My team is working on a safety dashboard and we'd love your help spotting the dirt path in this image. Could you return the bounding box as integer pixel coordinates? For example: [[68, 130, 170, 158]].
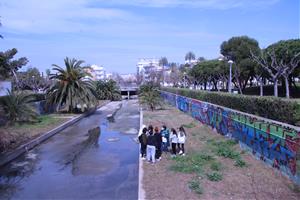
[[142, 106, 300, 200]]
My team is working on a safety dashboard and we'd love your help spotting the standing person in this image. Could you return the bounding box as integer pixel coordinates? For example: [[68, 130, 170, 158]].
[[148, 125, 154, 136], [170, 128, 178, 157], [146, 125, 157, 163], [178, 126, 187, 156], [154, 127, 162, 160], [161, 125, 170, 152], [138, 127, 148, 159]]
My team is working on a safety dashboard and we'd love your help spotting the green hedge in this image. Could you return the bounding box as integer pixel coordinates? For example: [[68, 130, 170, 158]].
[[161, 87, 300, 126]]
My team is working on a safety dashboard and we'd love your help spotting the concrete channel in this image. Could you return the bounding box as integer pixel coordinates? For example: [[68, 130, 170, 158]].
[[0, 100, 140, 200]]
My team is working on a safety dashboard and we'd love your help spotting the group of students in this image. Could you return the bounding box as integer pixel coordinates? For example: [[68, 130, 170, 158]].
[[138, 124, 187, 163]]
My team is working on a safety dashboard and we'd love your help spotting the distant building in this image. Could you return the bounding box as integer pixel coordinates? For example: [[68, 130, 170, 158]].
[[136, 58, 163, 82], [184, 59, 199, 66], [86, 65, 106, 81]]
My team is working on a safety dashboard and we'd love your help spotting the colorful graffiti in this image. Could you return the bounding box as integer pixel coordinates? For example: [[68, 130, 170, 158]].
[[161, 91, 300, 184]]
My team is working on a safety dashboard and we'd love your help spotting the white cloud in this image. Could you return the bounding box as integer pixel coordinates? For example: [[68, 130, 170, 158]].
[[0, 0, 136, 34], [96, 0, 280, 9]]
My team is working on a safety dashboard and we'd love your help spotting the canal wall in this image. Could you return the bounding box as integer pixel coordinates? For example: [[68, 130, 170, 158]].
[[160, 90, 300, 185]]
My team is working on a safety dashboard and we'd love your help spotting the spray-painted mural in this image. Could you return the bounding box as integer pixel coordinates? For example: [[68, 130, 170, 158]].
[[161, 91, 300, 184]]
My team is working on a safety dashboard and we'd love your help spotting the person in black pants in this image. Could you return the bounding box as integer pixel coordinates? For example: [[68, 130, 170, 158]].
[[154, 127, 162, 160], [170, 128, 178, 157], [138, 127, 148, 159]]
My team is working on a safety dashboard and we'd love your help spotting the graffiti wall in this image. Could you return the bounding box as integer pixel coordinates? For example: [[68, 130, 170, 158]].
[[161, 91, 300, 184]]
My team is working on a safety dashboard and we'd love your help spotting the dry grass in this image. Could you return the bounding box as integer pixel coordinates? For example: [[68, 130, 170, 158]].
[[0, 114, 76, 153], [142, 105, 300, 200]]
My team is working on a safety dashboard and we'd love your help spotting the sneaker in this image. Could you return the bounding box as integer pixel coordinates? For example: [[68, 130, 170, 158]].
[[179, 150, 183, 155], [182, 153, 185, 156], [142, 157, 146, 160]]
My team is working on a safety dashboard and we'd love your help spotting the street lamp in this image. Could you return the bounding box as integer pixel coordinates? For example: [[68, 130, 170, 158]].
[[219, 55, 233, 93]]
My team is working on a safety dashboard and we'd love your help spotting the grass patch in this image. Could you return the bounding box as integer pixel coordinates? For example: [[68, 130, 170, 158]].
[[182, 122, 196, 129], [206, 172, 223, 182], [210, 161, 222, 171], [188, 178, 203, 195], [13, 115, 62, 129], [170, 152, 215, 175], [207, 139, 240, 159], [234, 158, 247, 168], [288, 184, 300, 193]]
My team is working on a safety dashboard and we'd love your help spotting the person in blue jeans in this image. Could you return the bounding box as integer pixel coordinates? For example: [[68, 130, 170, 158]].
[[160, 125, 170, 152]]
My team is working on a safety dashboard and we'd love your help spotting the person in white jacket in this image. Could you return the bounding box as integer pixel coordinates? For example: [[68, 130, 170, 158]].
[[169, 128, 178, 157], [177, 126, 186, 156]]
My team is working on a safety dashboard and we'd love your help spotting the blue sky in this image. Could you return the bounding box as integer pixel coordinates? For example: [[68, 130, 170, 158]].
[[0, 0, 299, 74]]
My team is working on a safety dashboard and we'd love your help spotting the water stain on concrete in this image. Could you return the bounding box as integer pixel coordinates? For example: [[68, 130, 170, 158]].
[[0, 100, 139, 200]]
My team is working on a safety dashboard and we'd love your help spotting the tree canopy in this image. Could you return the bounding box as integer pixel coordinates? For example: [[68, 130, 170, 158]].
[[46, 57, 97, 112], [220, 36, 260, 93], [159, 57, 168, 66], [0, 48, 28, 80], [185, 51, 196, 61]]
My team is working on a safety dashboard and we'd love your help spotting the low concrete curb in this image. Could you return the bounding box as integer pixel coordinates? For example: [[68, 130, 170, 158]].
[[138, 108, 146, 200], [0, 104, 107, 167]]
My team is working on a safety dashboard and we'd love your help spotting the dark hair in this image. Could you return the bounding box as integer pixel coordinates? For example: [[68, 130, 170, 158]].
[[148, 125, 154, 135], [148, 125, 153, 131], [142, 127, 147, 134], [179, 126, 186, 136], [171, 128, 177, 136], [162, 125, 167, 130], [154, 127, 159, 133]]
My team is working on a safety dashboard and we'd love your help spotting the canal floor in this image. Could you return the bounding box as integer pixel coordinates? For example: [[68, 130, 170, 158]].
[[0, 100, 140, 200]]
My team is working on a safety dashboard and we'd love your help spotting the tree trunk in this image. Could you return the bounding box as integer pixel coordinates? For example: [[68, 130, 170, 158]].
[[274, 79, 278, 97], [259, 77, 264, 96], [284, 76, 290, 98]]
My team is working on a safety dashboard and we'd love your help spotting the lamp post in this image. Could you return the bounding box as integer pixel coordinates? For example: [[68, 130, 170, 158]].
[[219, 55, 233, 93], [228, 60, 233, 93]]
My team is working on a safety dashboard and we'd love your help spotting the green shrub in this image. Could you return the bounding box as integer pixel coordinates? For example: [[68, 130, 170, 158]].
[[210, 162, 222, 171], [208, 140, 241, 159], [188, 179, 203, 195], [161, 87, 300, 125], [0, 91, 38, 124], [234, 158, 247, 168], [206, 172, 223, 181], [182, 122, 196, 128]]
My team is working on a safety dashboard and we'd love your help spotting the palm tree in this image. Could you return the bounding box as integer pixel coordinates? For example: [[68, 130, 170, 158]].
[[46, 57, 97, 112], [95, 79, 121, 101], [185, 51, 196, 63], [139, 84, 162, 111], [159, 57, 168, 84], [0, 90, 37, 124]]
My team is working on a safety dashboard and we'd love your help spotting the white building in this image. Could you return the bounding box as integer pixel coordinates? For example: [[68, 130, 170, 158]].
[[89, 64, 106, 80], [184, 59, 198, 66], [136, 58, 163, 82]]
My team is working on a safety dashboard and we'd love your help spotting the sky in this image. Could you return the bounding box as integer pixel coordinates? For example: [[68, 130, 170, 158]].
[[0, 0, 299, 74]]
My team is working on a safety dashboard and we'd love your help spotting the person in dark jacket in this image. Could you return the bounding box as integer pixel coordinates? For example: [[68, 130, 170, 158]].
[[138, 127, 148, 159], [154, 127, 162, 160], [161, 125, 170, 152], [146, 125, 157, 163]]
